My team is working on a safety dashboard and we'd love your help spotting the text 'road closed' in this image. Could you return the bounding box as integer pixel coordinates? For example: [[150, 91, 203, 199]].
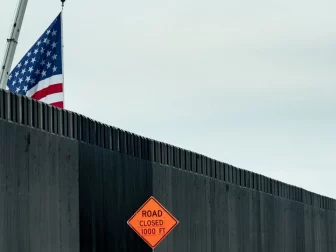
[[127, 196, 179, 249]]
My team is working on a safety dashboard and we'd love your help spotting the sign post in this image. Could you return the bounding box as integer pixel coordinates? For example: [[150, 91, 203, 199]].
[[127, 196, 179, 249]]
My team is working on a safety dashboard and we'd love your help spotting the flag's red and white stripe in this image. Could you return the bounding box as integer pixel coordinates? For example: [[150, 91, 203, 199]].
[[27, 74, 63, 108]]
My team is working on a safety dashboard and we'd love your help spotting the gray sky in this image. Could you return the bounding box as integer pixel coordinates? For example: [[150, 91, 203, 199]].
[[1, 0, 335, 198]]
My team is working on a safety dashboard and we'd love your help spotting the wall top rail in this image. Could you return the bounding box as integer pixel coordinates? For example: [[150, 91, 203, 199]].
[[1, 90, 335, 212]]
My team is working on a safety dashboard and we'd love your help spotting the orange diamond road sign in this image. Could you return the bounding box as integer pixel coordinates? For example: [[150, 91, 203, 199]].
[[127, 196, 179, 249]]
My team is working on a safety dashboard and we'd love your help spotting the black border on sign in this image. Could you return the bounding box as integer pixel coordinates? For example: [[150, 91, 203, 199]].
[[127, 196, 179, 249]]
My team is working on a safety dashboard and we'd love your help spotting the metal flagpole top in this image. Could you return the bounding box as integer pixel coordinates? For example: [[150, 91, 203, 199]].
[[61, 0, 66, 9]]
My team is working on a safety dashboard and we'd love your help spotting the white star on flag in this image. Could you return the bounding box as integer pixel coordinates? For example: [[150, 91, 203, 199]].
[[6, 12, 64, 109]]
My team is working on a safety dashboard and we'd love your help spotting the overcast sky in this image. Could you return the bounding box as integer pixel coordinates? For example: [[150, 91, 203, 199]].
[[1, 0, 335, 198]]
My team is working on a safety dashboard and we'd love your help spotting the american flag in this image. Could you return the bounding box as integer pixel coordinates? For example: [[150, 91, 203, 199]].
[[6, 13, 64, 109]]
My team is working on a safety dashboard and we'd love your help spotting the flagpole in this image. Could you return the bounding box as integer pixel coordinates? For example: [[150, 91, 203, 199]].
[[60, 0, 65, 108], [0, 0, 29, 90]]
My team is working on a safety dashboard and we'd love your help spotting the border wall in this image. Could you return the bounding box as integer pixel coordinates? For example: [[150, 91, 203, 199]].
[[0, 90, 335, 251]]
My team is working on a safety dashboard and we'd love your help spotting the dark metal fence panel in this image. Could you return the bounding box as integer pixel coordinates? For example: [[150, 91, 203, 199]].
[[180, 148, 186, 170], [245, 170, 250, 188], [209, 158, 214, 178], [96, 122, 103, 148], [219, 162, 224, 181], [200, 155, 206, 176], [0, 91, 5, 119], [119, 129, 127, 155], [152, 164, 336, 252], [133, 134, 140, 159], [0, 89, 335, 212], [215, 161, 221, 181], [140, 136, 147, 160], [154, 141, 160, 163], [3, 91, 11, 121], [190, 152, 196, 173], [0, 119, 80, 252], [167, 144, 173, 166], [78, 141, 153, 252], [185, 150, 191, 172], [161, 142, 167, 165], [127, 132, 135, 157], [1, 112, 336, 252], [205, 156, 210, 176]]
